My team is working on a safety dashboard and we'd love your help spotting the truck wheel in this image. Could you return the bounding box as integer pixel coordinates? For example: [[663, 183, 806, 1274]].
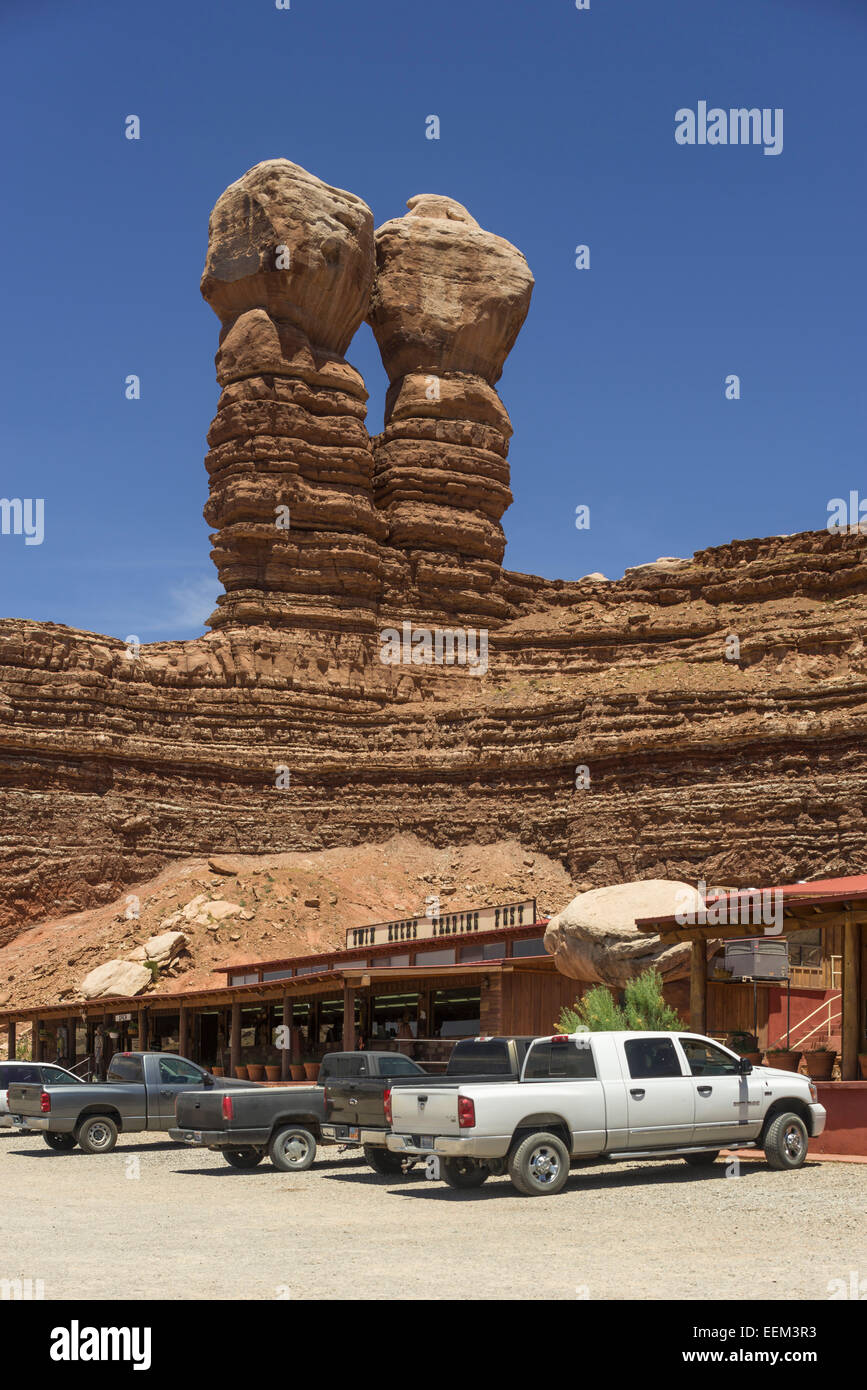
[[269, 1125, 317, 1172], [441, 1157, 488, 1189], [763, 1112, 809, 1170], [683, 1151, 720, 1166], [76, 1116, 118, 1154], [42, 1132, 76, 1152], [508, 1132, 569, 1197], [363, 1145, 407, 1176], [222, 1148, 265, 1169]]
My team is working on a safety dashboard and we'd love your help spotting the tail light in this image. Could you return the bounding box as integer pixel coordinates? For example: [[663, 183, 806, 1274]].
[[458, 1095, 475, 1128], [222, 1095, 234, 1121], [383, 1087, 392, 1126], [40, 1092, 51, 1114]]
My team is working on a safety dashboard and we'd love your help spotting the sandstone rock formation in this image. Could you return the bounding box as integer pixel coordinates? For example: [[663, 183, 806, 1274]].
[[368, 194, 533, 622], [0, 160, 866, 949], [544, 880, 713, 986], [127, 930, 187, 966], [201, 159, 388, 631], [81, 959, 152, 1000]]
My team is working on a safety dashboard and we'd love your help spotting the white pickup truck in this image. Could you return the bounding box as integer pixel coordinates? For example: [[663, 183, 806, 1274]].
[[386, 1031, 826, 1197]]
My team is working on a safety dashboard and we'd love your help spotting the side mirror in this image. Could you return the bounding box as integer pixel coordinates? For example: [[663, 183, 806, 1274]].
[[203, 1073, 215, 1087], [737, 1057, 753, 1075]]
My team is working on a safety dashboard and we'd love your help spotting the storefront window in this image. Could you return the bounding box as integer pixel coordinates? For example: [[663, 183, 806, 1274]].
[[415, 947, 456, 966], [512, 936, 546, 958], [432, 988, 480, 1038], [371, 991, 418, 1041]]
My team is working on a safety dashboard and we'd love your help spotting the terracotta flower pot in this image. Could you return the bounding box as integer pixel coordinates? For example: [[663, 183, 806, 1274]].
[[234, 1065, 249, 1080], [211, 1066, 224, 1077], [265, 1065, 281, 1082], [290, 1064, 305, 1081], [247, 1064, 265, 1082], [858, 1055, 867, 1080], [303, 1062, 320, 1082], [742, 1052, 763, 1066], [764, 1050, 802, 1072], [804, 1051, 835, 1081]]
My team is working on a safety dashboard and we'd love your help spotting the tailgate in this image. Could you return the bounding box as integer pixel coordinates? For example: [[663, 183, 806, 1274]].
[[175, 1090, 232, 1129], [327, 1080, 386, 1128], [390, 1085, 462, 1136], [7, 1083, 45, 1116]]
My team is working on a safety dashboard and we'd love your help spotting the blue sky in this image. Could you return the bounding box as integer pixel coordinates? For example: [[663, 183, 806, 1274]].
[[1, 0, 864, 639]]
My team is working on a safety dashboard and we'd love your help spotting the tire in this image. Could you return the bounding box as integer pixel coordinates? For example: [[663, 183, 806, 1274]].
[[76, 1116, 118, 1154], [363, 1145, 407, 1176], [441, 1157, 489, 1189], [222, 1148, 265, 1169], [683, 1150, 720, 1167], [507, 1131, 570, 1197], [42, 1132, 76, 1152], [763, 1112, 809, 1171], [269, 1125, 317, 1172]]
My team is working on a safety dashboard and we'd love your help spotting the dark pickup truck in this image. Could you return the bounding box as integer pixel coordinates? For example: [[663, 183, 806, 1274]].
[[8, 1052, 255, 1154], [170, 1050, 428, 1172], [323, 1037, 535, 1174]]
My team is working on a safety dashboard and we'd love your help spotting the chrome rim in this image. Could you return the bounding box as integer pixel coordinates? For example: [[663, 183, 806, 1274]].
[[784, 1124, 804, 1160], [87, 1122, 112, 1150], [528, 1144, 561, 1186], [281, 1133, 310, 1165]]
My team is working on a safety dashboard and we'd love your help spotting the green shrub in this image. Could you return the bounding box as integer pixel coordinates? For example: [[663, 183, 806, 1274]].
[[556, 968, 683, 1034]]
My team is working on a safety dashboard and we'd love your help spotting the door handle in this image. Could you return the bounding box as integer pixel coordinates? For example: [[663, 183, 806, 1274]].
[[629, 1088, 645, 1099], [697, 1085, 713, 1096], [159, 1089, 173, 1098]]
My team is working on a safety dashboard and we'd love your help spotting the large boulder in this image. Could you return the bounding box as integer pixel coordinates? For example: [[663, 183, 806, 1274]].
[[127, 930, 187, 965], [544, 880, 708, 987], [81, 959, 153, 1000]]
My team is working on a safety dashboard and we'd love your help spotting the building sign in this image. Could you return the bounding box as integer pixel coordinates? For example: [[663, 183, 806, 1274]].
[[345, 899, 537, 950], [114, 1012, 133, 1022]]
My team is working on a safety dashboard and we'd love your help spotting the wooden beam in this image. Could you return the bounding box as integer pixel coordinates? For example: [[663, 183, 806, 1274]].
[[179, 1005, 189, 1061], [342, 982, 356, 1052], [689, 941, 707, 1035], [33, 1017, 42, 1063], [7, 1020, 15, 1062], [281, 995, 292, 1082], [230, 1001, 241, 1078], [841, 909, 862, 1080]]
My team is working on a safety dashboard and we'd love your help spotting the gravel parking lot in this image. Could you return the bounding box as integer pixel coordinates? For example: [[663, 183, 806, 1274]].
[[2, 1130, 864, 1301]]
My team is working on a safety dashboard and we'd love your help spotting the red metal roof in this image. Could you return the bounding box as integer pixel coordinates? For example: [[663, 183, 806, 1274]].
[[636, 873, 867, 931]]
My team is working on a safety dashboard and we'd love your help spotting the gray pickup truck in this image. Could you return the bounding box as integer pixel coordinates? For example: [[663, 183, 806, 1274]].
[[323, 1037, 536, 1173], [171, 1050, 427, 1172], [8, 1052, 255, 1154]]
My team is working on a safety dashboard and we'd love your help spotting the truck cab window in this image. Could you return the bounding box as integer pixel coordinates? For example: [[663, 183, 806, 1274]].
[[524, 1041, 596, 1080], [679, 1038, 740, 1077], [106, 1056, 145, 1083], [624, 1038, 683, 1079], [158, 1058, 203, 1085]]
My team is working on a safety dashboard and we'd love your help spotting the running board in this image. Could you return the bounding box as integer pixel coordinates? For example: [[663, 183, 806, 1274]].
[[607, 1143, 758, 1161]]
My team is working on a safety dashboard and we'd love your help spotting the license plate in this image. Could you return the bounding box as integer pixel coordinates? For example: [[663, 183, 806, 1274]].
[[348, 1126, 360, 1142], [192, 1131, 202, 1143]]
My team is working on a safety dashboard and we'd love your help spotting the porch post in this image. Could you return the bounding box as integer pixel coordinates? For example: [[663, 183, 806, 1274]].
[[841, 909, 861, 1080], [281, 995, 292, 1081], [7, 1020, 16, 1062], [179, 1005, 189, 1060], [342, 982, 356, 1051], [139, 1007, 149, 1052], [230, 1001, 241, 1077], [33, 1018, 43, 1062], [689, 939, 707, 1035]]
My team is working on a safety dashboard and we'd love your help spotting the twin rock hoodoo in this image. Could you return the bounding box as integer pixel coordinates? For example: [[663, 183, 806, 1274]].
[[0, 157, 866, 938]]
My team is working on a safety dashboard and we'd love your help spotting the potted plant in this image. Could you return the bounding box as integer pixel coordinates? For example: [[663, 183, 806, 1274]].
[[247, 1064, 265, 1082], [764, 1046, 802, 1072], [303, 1057, 320, 1082], [289, 1063, 305, 1081], [858, 1054, 867, 1080], [211, 1065, 224, 1077], [803, 1043, 836, 1081], [264, 1064, 281, 1082], [234, 1064, 249, 1080]]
